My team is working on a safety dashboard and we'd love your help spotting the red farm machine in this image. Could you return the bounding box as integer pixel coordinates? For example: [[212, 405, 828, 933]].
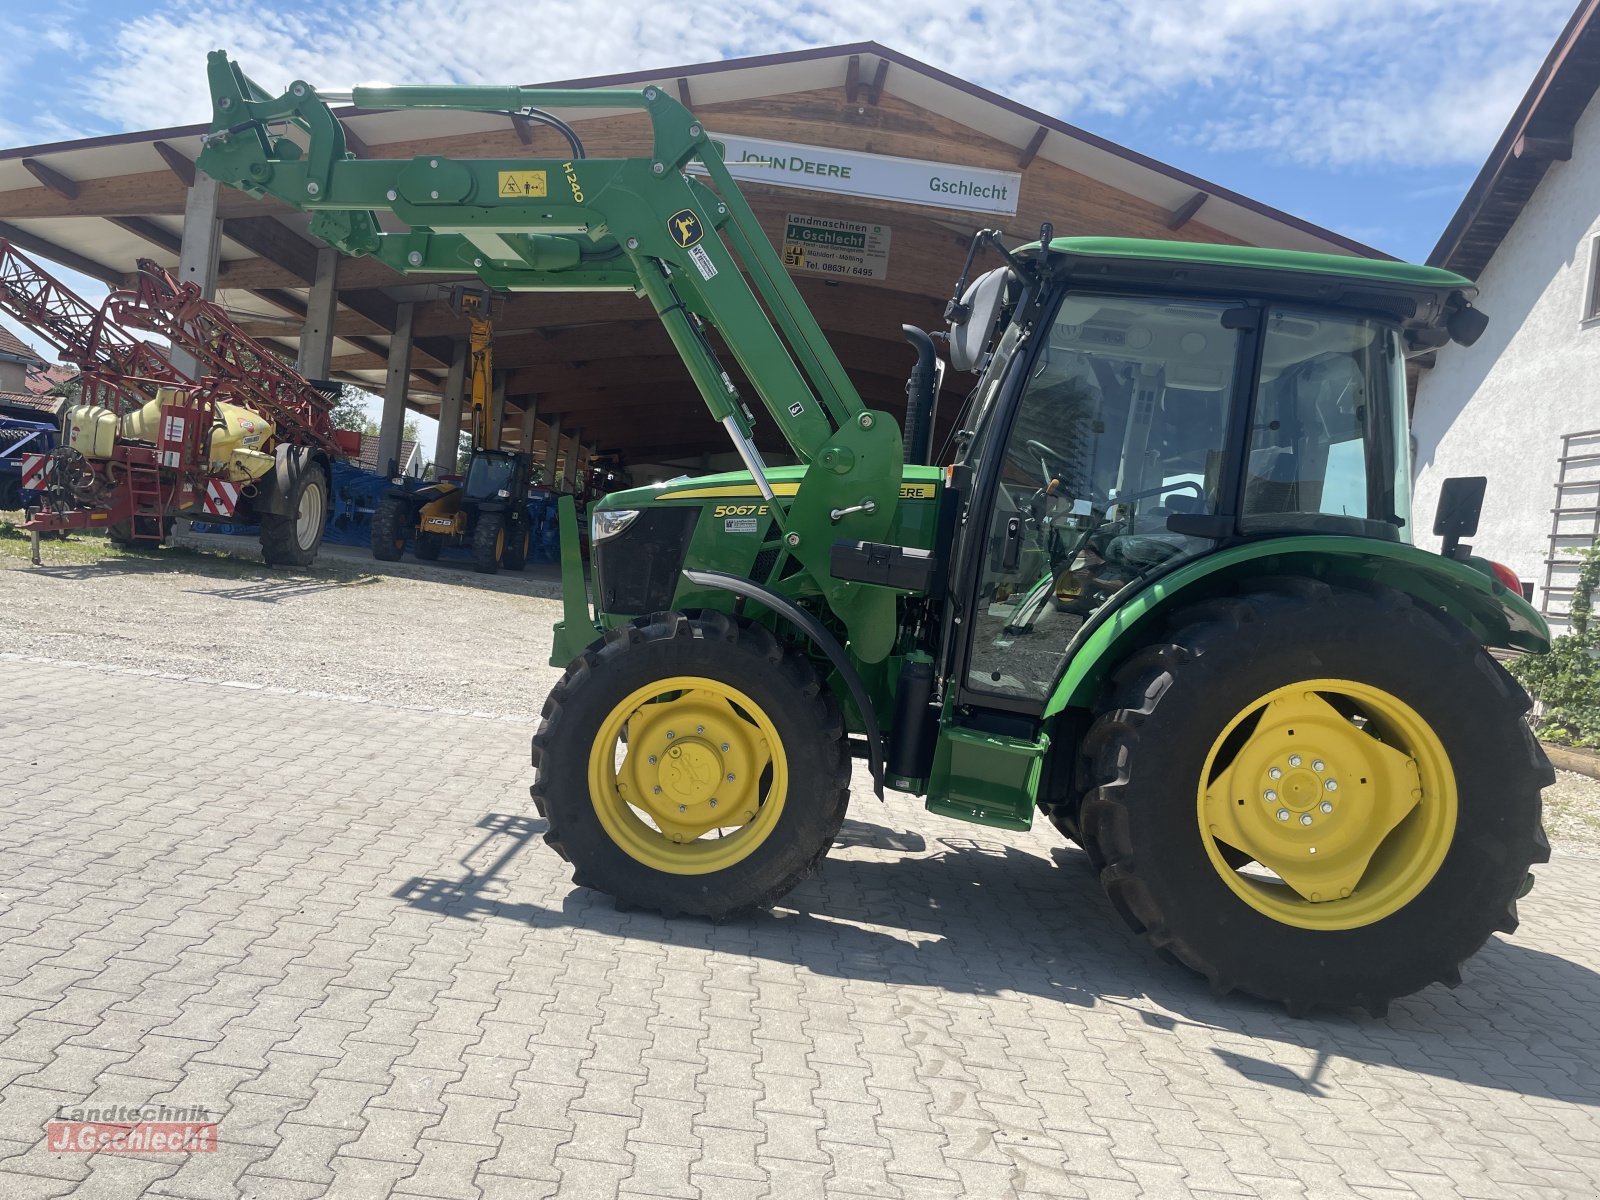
[[0, 240, 359, 565]]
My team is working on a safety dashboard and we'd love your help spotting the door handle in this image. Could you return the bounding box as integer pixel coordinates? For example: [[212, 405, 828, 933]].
[[1001, 516, 1022, 571]]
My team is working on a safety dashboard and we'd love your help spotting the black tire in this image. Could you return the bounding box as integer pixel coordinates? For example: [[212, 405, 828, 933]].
[[107, 515, 168, 549], [531, 611, 851, 918], [371, 494, 409, 562], [501, 517, 530, 571], [1077, 578, 1551, 1016], [260, 465, 327, 567], [414, 531, 444, 561], [0, 475, 20, 511], [472, 511, 505, 574]]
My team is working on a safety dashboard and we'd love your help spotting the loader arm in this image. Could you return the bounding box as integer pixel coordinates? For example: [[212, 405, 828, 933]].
[[197, 53, 905, 656]]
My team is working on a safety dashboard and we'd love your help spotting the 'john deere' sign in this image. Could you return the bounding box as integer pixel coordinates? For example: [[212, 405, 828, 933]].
[[690, 134, 1021, 216]]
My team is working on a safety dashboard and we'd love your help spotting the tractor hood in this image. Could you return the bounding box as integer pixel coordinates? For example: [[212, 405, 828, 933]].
[[597, 463, 944, 511]]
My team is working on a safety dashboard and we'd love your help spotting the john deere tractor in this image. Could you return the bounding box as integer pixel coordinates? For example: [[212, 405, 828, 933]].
[[199, 55, 1552, 1014]]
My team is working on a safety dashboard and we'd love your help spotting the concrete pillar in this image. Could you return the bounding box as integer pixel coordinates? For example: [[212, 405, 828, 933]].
[[563, 427, 582, 491], [295, 246, 339, 379], [544, 414, 563, 488], [170, 175, 222, 378], [519, 398, 539, 452], [378, 301, 415, 477], [433, 339, 467, 477]]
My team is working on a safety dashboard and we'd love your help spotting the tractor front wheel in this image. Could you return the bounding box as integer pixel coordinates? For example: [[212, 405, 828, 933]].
[[414, 531, 444, 561], [531, 611, 851, 918], [1077, 578, 1550, 1015], [371, 494, 409, 562], [472, 511, 506, 574]]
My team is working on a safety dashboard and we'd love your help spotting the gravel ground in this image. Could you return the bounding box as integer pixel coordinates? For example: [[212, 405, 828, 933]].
[[6, 524, 1599, 851], [2, 529, 571, 720]]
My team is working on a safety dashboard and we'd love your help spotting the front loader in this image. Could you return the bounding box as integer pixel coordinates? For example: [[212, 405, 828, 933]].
[[199, 54, 1553, 1014], [370, 288, 535, 572]]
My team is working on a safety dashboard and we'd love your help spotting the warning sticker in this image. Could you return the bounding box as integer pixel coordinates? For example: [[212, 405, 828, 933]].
[[781, 212, 890, 280], [687, 244, 718, 281], [497, 170, 548, 198]]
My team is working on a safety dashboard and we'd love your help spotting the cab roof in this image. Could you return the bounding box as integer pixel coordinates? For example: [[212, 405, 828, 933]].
[[1020, 237, 1477, 327]]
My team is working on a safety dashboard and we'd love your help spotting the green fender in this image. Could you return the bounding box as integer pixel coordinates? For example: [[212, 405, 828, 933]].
[[1042, 536, 1551, 718]]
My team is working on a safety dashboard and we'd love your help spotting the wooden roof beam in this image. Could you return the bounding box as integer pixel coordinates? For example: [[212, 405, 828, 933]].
[[0, 220, 124, 287], [846, 55, 861, 104], [105, 215, 186, 260], [1166, 190, 1209, 231], [1514, 131, 1574, 161], [866, 59, 889, 106], [1017, 126, 1048, 170], [676, 77, 693, 107], [22, 158, 79, 200], [152, 141, 197, 186]]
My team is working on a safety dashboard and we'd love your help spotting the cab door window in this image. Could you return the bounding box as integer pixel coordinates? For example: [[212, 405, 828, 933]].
[[965, 294, 1243, 703]]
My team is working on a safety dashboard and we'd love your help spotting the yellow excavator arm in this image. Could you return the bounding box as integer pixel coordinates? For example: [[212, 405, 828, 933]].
[[454, 288, 498, 455]]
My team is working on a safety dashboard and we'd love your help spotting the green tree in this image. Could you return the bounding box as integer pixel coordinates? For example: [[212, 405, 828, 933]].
[[1512, 541, 1600, 748]]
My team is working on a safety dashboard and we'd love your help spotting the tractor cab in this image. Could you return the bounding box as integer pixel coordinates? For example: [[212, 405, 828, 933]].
[[941, 238, 1480, 709]]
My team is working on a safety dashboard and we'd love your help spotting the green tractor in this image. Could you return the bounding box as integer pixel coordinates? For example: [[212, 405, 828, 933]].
[[199, 56, 1552, 1014]]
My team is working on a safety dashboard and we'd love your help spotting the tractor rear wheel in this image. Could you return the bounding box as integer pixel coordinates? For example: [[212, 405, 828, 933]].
[[472, 511, 506, 574], [1077, 578, 1550, 1015], [371, 494, 409, 562], [260, 466, 327, 567], [531, 611, 851, 918]]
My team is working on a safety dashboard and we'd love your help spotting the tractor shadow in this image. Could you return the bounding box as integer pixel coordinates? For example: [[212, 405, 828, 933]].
[[393, 810, 1600, 1107]]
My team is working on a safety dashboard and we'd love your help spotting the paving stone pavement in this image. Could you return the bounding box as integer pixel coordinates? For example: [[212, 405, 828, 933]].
[[2, 655, 1599, 1199]]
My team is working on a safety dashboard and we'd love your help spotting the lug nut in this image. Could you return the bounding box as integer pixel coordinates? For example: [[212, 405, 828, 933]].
[[696, 725, 705, 734], [1268, 767, 1283, 780], [1300, 814, 1313, 826], [647, 755, 657, 765], [652, 785, 662, 794], [1288, 754, 1302, 767], [1277, 809, 1290, 822], [665, 730, 675, 739], [1325, 779, 1338, 792], [1320, 801, 1333, 814], [1264, 789, 1278, 802], [1312, 759, 1325, 772], [726, 773, 736, 782], [721, 742, 731, 752], [709, 799, 718, 808], [678, 804, 687, 813]]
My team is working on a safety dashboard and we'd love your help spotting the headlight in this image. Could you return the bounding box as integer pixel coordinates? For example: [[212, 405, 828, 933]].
[[496, 488, 510, 498], [592, 509, 640, 542]]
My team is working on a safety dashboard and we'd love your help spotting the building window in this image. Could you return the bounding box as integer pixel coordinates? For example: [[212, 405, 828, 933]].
[[1586, 233, 1600, 322]]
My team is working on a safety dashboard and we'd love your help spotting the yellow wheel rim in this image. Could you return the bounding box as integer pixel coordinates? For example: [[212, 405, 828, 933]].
[[1198, 679, 1457, 930], [587, 675, 787, 875]]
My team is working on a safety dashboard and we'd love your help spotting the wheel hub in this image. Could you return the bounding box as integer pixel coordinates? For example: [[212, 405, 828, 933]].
[[1202, 685, 1444, 915], [614, 688, 768, 843]]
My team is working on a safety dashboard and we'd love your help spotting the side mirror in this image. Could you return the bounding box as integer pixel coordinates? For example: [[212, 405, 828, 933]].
[[1433, 475, 1486, 560], [1446, 303, 1489, 347], [947, 268, 1009, 372]]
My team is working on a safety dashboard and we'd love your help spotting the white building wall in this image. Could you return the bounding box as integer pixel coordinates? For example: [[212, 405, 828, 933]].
[[1412, 91, 1600, 615]]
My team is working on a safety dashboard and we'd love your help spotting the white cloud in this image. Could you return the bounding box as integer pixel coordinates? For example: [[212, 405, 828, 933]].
[[27, 0, 1580, 171]]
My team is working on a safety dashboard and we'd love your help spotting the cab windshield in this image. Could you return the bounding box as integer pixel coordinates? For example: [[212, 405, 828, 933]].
[[464, 453, 518, 501]]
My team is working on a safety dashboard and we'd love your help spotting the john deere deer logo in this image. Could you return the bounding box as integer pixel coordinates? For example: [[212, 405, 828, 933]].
[[667, 209, 703, 248]]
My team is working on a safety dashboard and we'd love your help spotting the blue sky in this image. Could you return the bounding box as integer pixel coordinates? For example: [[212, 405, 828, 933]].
[[0, 0, 1577, 418]]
